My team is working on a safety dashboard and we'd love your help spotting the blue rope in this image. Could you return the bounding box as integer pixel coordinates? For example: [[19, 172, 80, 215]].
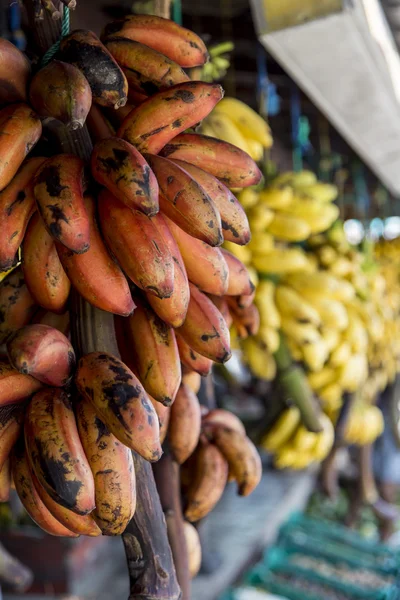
[[256, 43, 280, 117], [41, 5, 69, 66]]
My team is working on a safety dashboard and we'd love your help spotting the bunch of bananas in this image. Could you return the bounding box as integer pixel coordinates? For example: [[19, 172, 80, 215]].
[[343, 402, 384, 447], [0, 15, 266, 539], [261, 407, 334, 470], [201, 96, 273, 162]]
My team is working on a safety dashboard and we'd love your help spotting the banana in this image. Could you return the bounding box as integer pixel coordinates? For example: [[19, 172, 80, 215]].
[[0, 360, 42, 408], [177, 283, 231, 363], [209, 295, 233, 328], [98, 189, 174, 299], [257, 326, 280, 354], [306, 366, 340, 391], [104, 37, 190, 94], [184, 521, 202, 578], [101, 15, 209, 68], [261, 406, 301, 452], [7, 324, 75, 387], [56, 194, 134, 316], [238, 188, 259, 210], [312, 414, 335, 461], [228, 301, 260, 338], [22, 213, 71, 314], [109, 103, 136, 125], [267, 212, 311, 242], [91, 136, 159, 215], [0, 38, 30, 106], [0, 156, 45, 271], [160, 133, 262, 189], [240, 337, 276, 381], [202, 409, 246, 436], [76, 398, 136, 535], [184, 439, 228, 522], [146, 212, 189, 327], [292, 426, 317, 452], [29, 60, 92, 130], [206, 426, 261, 496], [0, 103, 42, 192], [31, 309, 69, 336], [12, 441, 78, 537], [295, 182, 338, 202], [86, 104, 115, 142], [213, 97, 272, 147], [182, 370, 202, 394], [247, 204, 275, 232], [247, 232, 274, 255], [170, 159, 250, 245], [255, 280, 281, 329], [146, 154, 223, 246], [223, 241, 252, 264], [280, 317, 320, 346], [275, 285, 321, 326], [128, 89, 148, 105], [0, 267, 37, 344], [252, 247, 310, 274], [302, 338, 329, 371], [0, 458, 10, 502], [318, 382, 342, 409], [25, 388, 95, 515], [168, 383, 201, 464], [176, 333, 213, 376], [75, 352, 161, 462], [32, 468, 101, 537], [166, 218, 228, 296], [221, 249, 254, 297], [34, 155, 90, 254], [122, 296, 181, 406], [330, 340, 351, 367], [284, 271, 355, 303], [0, 404, 24, 469], [204, 112, 250, 154], [258, 185, 293, 209], [149, 395, 170, 444], [117, 82, 223, 155], [300, 203, 339, 234], [60, 30, 128, 109], [339, 353, 368, 392]]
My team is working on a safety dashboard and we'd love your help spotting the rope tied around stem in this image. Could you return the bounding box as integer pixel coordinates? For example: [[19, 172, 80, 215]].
[[40, 4, 69, 66]]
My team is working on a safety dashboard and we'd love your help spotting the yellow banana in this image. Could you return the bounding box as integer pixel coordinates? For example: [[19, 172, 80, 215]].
[[247, 204, 274, 232], [258, 186, 293, 209], [237, 188, 259, 210], [204, 112, 250, 154], [252, 247, 310, 274], [247, 231, 275, 255], [261, 406, 301, 452], [241, 337, 276, 380], [267, 212, 311, 242], [213, 97, 273, 147], [275, 285, 320, 326], [257, 326, 280, 353]]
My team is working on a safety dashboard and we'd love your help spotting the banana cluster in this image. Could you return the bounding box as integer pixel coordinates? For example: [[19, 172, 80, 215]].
[[261, 407, 334, 470], [343, 402, 384, 446]]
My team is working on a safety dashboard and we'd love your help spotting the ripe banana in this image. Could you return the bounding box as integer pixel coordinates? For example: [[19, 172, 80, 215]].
[[0, 404, 24, 468], [0, 103, 42, 192], [34, 155, 90, 254], [257, 326, 280, 353], [0, 458, 10, 502], [0, 38, 30, 106], [117, 81, 223, 155], [209, 295, 233, 328], [169, 383, 201, 464], [202, 408, 246, 435], [0, 360, 42, 408], [98, 189, 174, 299], [176, 333, 213, 376], [254, 280, 281, 329], [146, 212, 189, 327], [267, 212, 311, 242], [228, 301, 260, 338], [203, 112, 250, 154], [275, 285, 320, 326], [252, 247, 310, 275], [241, 337, 277, 381], [160, 133, 262, 188], [25, 388, 95, 515], [0, 156, 45, 271], [221, 249, 254, 297], [182, 370, 202, 394], [149, 395, 170, 444], [123, 296, 181, 406], [146, 154, 223, 246], [184, 521, 202, 578], [177, 283, 231, 363], [261, 406, 301, 452], [247, 203, 274, 232], [101, 15, 209, 68], [7, 324, 75, 387], [213, 97, 272, 148], [75, 352, 161, 461], [91, 136, 159, 215], [56, 194, 134, 316], [247, 231, 274, 255], [0, 267, 37, 344], [29, 60, 92, 129], [166, 218, 228, 296], [60, 29, 128, 109], [104, 37, 190, 94], [22, 213, 71, 314], [76, 398, 136, 535], [184, 439, 228, 522]]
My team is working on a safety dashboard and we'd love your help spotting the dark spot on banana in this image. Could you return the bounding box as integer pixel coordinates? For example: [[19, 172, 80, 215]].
[[165, 90, 195, 103], [140, 124, 168, 140], [172, 119, 182, 128], [221, 219, 239, 238], [132, 165, 151, 197], [36, 165, 68, 198]]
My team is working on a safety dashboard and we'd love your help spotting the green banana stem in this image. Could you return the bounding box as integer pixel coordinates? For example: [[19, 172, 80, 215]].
[[209, 41, 234, 57]]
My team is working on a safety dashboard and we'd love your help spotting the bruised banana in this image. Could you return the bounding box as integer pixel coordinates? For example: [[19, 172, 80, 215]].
[[0, 38, 31, 106], [60, 29, 128, 109], [160, 133, 262, 189], [206, 426, 261, 496], [0, 103, 42, 192], [123, 296, 181, 406], [76, 398, 136, 535], [0, 267, 37, 344], [34, 155, 90, 254], [146, 212, 189, 328], [75, 352, 161, 462], [101, 15, 209, 67], [170, 159, 250, 245], [104, 37, 189, 95], [221, 249, 254, 297], [56, 194, 134, 317], [168, 383, 201, 464], [166, 217, 228, 296], [29, 60, 92, 130], [0, 361, 42, 408], [146, 154, 223, 247], [176, 333, 213, 376], [117, 81, 223, 155], [7, 324, 75, 387], [177, 283, 231, 363], [184, 439, 228, 522], [12, 440, 78, 537], [0, 404, 24, 468], [22, 213, 71, 314], [0, 156, 45, 271], [91, 136, 159, 215], [25, 388, 95, 515], [98, 189, 174, 299]]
